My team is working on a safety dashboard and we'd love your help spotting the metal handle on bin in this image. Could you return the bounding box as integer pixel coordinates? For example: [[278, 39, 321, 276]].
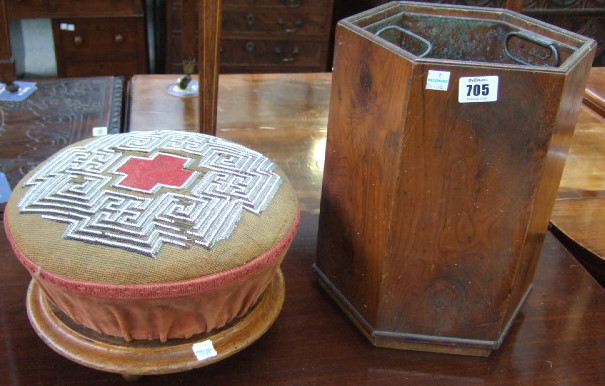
[[375, 25, 432, 58], [504, 31, 560, 67]]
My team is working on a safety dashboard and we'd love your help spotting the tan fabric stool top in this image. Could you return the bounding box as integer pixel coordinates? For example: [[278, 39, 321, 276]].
[[5, 130, 299, 342]]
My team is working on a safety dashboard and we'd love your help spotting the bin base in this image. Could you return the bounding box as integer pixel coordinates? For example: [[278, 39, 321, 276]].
[[314, 265, 531, 357]]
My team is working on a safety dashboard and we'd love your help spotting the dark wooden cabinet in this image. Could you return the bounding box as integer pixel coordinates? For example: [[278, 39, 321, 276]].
[[7, 0, 145, 18], [52, 16, 147, 78], [6, 0, 148, 79], [165, 0, 335, 74]]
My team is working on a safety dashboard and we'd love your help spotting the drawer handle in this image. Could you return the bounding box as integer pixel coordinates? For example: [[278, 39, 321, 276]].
[[114, 34, 124, 44], [274, 47, 300, 62], [246, 13, 255, 27], [277, 18, 303, 33], [245, 41, 256, 53], [74, 35, 84, 46], [285, 0, 301, 7]]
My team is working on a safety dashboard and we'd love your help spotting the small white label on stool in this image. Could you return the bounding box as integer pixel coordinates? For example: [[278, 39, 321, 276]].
[[192, 340, 218, 361], [426, 70, 451, 91]]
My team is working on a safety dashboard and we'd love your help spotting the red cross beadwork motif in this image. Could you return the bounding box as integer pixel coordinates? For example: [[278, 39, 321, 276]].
[[17, 131, 283, 256], [115, 153, 195, 192]]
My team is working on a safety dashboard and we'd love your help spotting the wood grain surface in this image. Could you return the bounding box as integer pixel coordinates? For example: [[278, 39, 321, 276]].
[[1, 73, 604, 384], [583, 67, 605, 118], [198, 0, 222, 135], [315, 4, 596, 355], [0, 0, 15, 85]]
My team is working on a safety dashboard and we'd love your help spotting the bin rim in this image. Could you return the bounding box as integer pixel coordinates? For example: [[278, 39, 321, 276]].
[[339, 1, 597, 73]]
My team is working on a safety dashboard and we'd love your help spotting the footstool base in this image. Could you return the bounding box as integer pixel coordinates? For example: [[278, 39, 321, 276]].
[[26, 270, 285, 377]]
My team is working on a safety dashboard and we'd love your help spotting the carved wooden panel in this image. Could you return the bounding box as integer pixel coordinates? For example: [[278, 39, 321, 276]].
[[524, 0, 605, 10], [0, 77, 123, 188], [523, 9, 605, 66]]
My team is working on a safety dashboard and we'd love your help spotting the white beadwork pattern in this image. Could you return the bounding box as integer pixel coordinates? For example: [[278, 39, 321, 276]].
[[17, 131, 283, 257]]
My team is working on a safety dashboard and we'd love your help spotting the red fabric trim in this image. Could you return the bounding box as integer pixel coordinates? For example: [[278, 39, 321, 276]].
[[5, 209, 300, 300]]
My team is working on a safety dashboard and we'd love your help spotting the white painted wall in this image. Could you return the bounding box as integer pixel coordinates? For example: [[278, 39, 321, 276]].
[[10, 19, 57, 78]]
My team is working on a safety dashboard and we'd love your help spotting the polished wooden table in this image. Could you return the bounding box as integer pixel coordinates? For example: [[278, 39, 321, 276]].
[[1, 73, 604, 384], [551, 67, 605, 287]]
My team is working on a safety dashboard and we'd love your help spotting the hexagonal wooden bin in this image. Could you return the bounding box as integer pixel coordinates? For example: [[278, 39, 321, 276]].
[[315, 2, 595, 356]]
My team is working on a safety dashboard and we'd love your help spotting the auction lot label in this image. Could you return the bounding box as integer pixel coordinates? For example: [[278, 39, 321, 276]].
[[459, 76, 499, 103]]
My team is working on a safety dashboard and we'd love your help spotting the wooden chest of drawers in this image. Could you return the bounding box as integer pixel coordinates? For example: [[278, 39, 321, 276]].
[[7, 0, 144, 18], [165, 0, 334, 73], [7, 0, 148, 79], [52, 16, 147, 78]]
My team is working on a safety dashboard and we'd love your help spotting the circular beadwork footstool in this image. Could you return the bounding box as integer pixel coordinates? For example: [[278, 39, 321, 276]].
[[4, 130, 299, 377]]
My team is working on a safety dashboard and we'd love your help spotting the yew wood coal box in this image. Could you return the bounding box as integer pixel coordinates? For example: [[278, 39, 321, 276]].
[[315, 2, 596, 356]]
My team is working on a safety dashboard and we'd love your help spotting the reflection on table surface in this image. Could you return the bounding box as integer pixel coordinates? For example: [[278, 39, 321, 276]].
[[552, 67, 605, 287]]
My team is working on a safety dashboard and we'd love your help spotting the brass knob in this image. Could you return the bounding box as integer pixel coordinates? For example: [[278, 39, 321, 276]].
[[246, 13, 255, 26], [74, 35, 83, 46], [277, 18, 303, 33], [114, 34, 124, 44], [245, 41, 256, 53], [285, 0, 301, 7], [274, 46, 300, 62]]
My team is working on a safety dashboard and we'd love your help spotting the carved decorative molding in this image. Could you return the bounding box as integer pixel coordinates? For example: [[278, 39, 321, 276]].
[[0, 77, 123, 188]]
